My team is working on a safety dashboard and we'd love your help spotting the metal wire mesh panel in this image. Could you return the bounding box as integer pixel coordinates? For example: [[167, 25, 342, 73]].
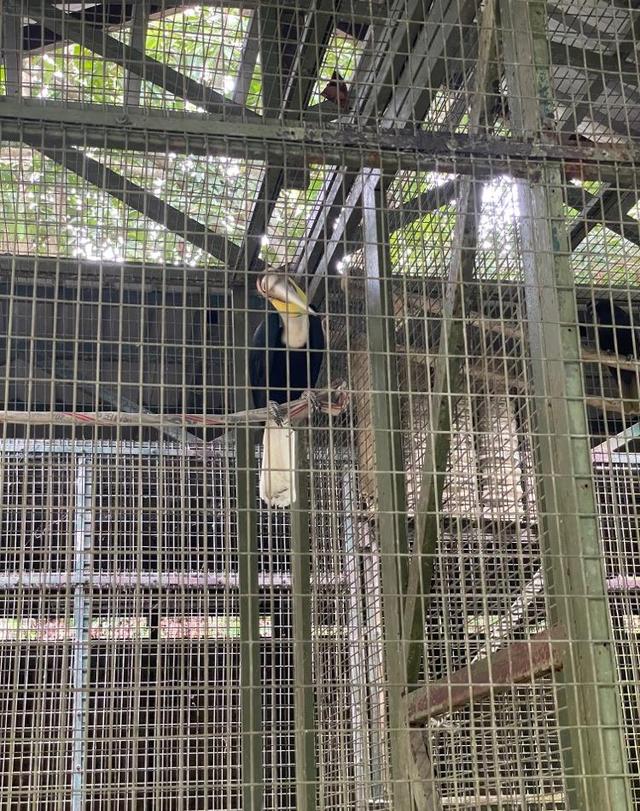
[[1, 0, 640, 809]]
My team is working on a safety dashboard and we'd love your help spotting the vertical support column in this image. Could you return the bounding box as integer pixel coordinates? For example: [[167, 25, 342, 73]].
[[361, 173, 414, 810], [124, 0, 150, 106], [71, 455, 92, 811], [402, 0, 497, 688], [291, 433, 317, 811], [237, 427, 263, 811], [343, 472, 372, 810], [500, 1, 633, 808], [2, 0, 23, 97]]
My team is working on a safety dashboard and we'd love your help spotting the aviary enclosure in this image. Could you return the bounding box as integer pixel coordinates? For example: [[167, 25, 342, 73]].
[[0, 0, 638, 808]]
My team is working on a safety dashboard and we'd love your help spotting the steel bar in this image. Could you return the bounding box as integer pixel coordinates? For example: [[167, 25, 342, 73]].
[[294, 0, 416, 283], [306, 0, 480, 301], [360, 519, 389, 805], [2, 1, 23, 97], [500, 0, 634, 806], [70, 456, 92, 811], [236, 427, 263, 811], [362, 175, 416, 809], [2, 104, 640, 182], [291, 433, 317, 811], [408, 626, 569, 725], [232, 10, 260, 107], [1, 254, 638, 305], [124, 0, 151, 106], [342, 473, 372, 810], [403, 0, 497, 688]]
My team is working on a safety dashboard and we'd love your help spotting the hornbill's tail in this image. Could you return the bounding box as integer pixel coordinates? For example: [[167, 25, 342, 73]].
[[259, 418, 297, 508]]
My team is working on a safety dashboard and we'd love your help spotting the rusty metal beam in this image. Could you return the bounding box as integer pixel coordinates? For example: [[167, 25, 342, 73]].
[[2, 101, 640, 183], [407, 626, 568, 724]]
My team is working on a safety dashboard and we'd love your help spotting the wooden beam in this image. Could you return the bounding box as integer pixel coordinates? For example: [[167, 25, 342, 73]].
[[558, 11, 640, 135], [549, 41, 638, 83], [407, 626, 568, 724], [548, 2, 615, 43]]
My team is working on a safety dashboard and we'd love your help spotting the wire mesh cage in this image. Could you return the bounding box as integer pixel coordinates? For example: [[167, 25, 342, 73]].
[[0, 0, 640, 809]]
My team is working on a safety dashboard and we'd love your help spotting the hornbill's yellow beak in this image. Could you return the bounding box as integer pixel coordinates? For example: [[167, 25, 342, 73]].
[[257, 273, 313, 315]]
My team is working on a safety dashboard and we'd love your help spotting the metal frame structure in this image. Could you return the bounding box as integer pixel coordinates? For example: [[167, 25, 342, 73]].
[[1, 0, 640, 808]]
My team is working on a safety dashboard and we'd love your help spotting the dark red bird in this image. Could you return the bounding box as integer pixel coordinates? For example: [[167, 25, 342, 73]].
[[320, 71, 350, 111], [564, 133, 594, 182]]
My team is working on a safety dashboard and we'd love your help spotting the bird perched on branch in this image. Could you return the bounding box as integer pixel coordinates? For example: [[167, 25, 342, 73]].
[[584, 299, 639, 401], [320, 70, 350, 111], [250, 272, 325, 508]]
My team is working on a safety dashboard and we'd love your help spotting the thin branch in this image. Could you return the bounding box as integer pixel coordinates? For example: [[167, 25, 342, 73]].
[[0, 383, 351, 432]]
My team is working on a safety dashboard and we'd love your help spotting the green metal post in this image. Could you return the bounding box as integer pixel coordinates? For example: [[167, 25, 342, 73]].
[[500, 1, 633, 808], [403, 0, 498, 688], [237, 426, 263, 811], [291, 432, 317, 811], [362, 174, 415, 810]]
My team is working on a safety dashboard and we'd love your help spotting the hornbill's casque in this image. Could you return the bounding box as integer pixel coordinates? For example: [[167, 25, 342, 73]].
[[585, 299, 639, 401], [250, 272, 325, 508]]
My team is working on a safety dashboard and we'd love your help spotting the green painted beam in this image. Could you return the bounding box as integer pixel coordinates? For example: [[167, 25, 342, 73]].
[[236, 427, 264, 811], [403, 0, 497, 688], [362, 175, 416, 810], [291, 433, 317, 811], [500, 0, 634, 807]]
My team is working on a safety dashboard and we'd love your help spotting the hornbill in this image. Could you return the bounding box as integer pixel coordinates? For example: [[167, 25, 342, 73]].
[[250, 272, 325, 508], [584, 299, 639, 401]]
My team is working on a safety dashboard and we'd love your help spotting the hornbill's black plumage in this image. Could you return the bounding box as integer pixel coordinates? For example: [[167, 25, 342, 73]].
[[249, 272, 325, 507], [585, 299, 638, 399]]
